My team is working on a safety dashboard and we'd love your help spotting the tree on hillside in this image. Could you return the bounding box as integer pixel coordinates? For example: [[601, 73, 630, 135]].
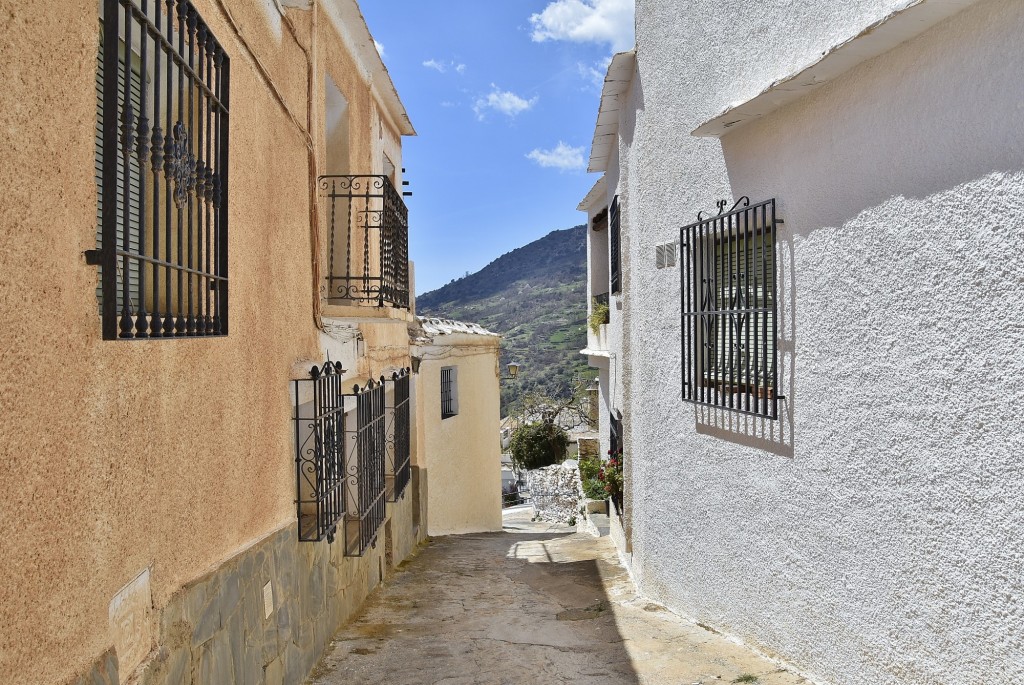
[[509, 374, 599, 432]]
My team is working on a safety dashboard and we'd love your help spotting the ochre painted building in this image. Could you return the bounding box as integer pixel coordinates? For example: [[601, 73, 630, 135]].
[[0, 1, 484, 684]]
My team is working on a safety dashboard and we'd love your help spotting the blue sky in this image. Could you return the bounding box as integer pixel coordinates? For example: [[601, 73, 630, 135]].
[[359, 0, 634, 294]]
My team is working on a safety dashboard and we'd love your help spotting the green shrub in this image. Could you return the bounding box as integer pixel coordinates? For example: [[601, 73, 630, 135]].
[[509, 422, 570, 471], [589, 302, 610, 333], [579, 453, 606, 499], [578, 453, 601, 480], [582, 477, 607, 500]]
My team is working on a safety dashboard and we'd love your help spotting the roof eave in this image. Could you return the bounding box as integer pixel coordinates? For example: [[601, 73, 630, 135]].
[[692, 0, 981, 138], [587, 50, 636, 172]]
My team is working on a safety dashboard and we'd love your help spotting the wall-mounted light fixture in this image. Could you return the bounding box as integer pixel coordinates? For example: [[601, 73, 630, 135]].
[[501, 362, 520, 380], [411, 356, 422, 374]]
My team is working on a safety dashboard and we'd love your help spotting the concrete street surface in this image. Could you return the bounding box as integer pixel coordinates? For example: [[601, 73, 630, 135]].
[[308, 505, 809, 685]]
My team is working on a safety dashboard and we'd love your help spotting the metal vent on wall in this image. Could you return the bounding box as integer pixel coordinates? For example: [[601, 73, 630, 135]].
[[656, 241, 678, 269]]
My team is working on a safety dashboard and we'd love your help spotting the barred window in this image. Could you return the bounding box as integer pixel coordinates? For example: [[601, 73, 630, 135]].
[[386, 368, 412, 502], [441, 366, 458, 419], [680, 198, 782, 419], [293, 365, 392, 554], [348, 377, 387, 557], [610, 195, 621, 294], [293, 362, 347, 543], [91, 0, 229, 339]]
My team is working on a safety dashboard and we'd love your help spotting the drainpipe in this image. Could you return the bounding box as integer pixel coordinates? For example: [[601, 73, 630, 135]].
[[211, 0, 326, 331]]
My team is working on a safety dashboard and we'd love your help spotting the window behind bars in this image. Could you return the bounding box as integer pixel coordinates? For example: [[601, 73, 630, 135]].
[[680, 198, 782, 420], [92, 0, 229, 339]]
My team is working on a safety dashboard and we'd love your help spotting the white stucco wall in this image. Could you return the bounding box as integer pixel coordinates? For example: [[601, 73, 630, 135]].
[[581, 190, 615, 465], [617, 0, 1024, 683]]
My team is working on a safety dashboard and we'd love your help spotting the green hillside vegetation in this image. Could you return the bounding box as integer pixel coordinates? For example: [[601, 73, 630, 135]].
[[416, 225, 594, 414]]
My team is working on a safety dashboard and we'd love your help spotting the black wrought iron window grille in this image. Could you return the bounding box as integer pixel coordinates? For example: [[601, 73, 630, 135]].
[[609, 413, 624, 517], [293, 366, 397, 553], [680, 197, 783, 420], [91, 0, 229, 340], [440, 366, 458, 419], [345, 376, 388, 557], [293, 361, 347, 543], [610, 195, 621, 294], [386, 368, 411, 502], [319, 175, 410, 309]]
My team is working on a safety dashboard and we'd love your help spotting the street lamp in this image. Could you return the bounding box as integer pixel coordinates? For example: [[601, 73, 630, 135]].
[[502, 362, 520, 380]]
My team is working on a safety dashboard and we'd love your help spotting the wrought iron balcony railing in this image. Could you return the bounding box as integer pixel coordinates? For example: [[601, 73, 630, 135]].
[[319, 175, 409, 310]]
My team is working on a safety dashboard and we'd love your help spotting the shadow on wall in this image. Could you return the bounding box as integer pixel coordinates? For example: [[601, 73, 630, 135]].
[[692, 213, 797, 459], [699, 0, 1024, 457], [720, 0, 1024, 237]]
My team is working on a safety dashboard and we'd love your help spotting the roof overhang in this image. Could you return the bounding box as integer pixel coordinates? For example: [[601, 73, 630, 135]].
[[314, 0, 416, 136], [587, 51, 635, 172], [577, 176, 607, 212], [692, 0, 981, 138]]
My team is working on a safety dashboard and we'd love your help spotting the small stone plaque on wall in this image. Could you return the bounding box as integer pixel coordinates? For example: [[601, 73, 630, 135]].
[[263, 580, 274, 619], [108, 568, 153, 684]]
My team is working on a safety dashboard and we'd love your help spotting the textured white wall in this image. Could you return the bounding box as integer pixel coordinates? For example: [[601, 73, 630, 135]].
[[620, 0, 1024, 683]]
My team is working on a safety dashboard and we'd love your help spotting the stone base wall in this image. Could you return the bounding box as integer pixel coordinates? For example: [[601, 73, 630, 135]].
[[75, 468, 427, 685], [528, 462, 583, 523]]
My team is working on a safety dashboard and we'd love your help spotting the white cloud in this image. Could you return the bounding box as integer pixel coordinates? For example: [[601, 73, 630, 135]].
[[577, 61, 604, 89], [373, 40, 385, 58], [529, 0, 634, 52], [423, 59, 467, 75], [526, 142, 586, 171], [473, 85, 537, 120]]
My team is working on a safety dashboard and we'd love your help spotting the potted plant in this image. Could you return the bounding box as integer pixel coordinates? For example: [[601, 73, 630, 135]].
[[599, 449, 624, 515]]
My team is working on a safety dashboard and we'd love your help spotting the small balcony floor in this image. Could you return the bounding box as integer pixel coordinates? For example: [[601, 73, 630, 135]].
[[309, 507, 808, 685]]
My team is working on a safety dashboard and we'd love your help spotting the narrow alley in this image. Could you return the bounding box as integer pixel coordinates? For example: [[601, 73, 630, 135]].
[[309, 507, 808, 685]]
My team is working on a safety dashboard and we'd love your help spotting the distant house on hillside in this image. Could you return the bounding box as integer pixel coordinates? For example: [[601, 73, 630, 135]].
[[579, 1, 1024, 683]]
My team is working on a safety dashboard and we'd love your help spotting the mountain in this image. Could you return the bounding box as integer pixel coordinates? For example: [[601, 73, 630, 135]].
[[416, 225, 594, 414]]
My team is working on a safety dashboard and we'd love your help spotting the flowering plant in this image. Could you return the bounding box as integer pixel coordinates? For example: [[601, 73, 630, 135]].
[[599, 448, 624, 501]]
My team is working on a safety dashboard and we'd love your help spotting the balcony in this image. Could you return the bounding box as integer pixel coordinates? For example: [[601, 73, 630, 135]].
[[319, 175, 410, 310], [583, 292, 610, 356]]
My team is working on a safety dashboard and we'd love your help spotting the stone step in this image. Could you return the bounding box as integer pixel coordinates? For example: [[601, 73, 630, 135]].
[[589, 513, 610, 537]]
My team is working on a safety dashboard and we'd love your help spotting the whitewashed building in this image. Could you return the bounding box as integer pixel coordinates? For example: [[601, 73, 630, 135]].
[[580, 1, 1024, 682]]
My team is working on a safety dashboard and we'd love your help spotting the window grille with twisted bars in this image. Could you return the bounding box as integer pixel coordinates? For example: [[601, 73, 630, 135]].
[[680, 197, 783, 420], [319, 175, 409, 309], [344, 377, 388, 557], [293, 361, 346, 543], [386, 368, 412, 502], [92, 0, 229, 339]]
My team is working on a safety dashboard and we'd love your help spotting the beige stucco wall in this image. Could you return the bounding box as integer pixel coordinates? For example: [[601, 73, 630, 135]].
[[416, 334, 503, 536], [0, 1, 412, 683]]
